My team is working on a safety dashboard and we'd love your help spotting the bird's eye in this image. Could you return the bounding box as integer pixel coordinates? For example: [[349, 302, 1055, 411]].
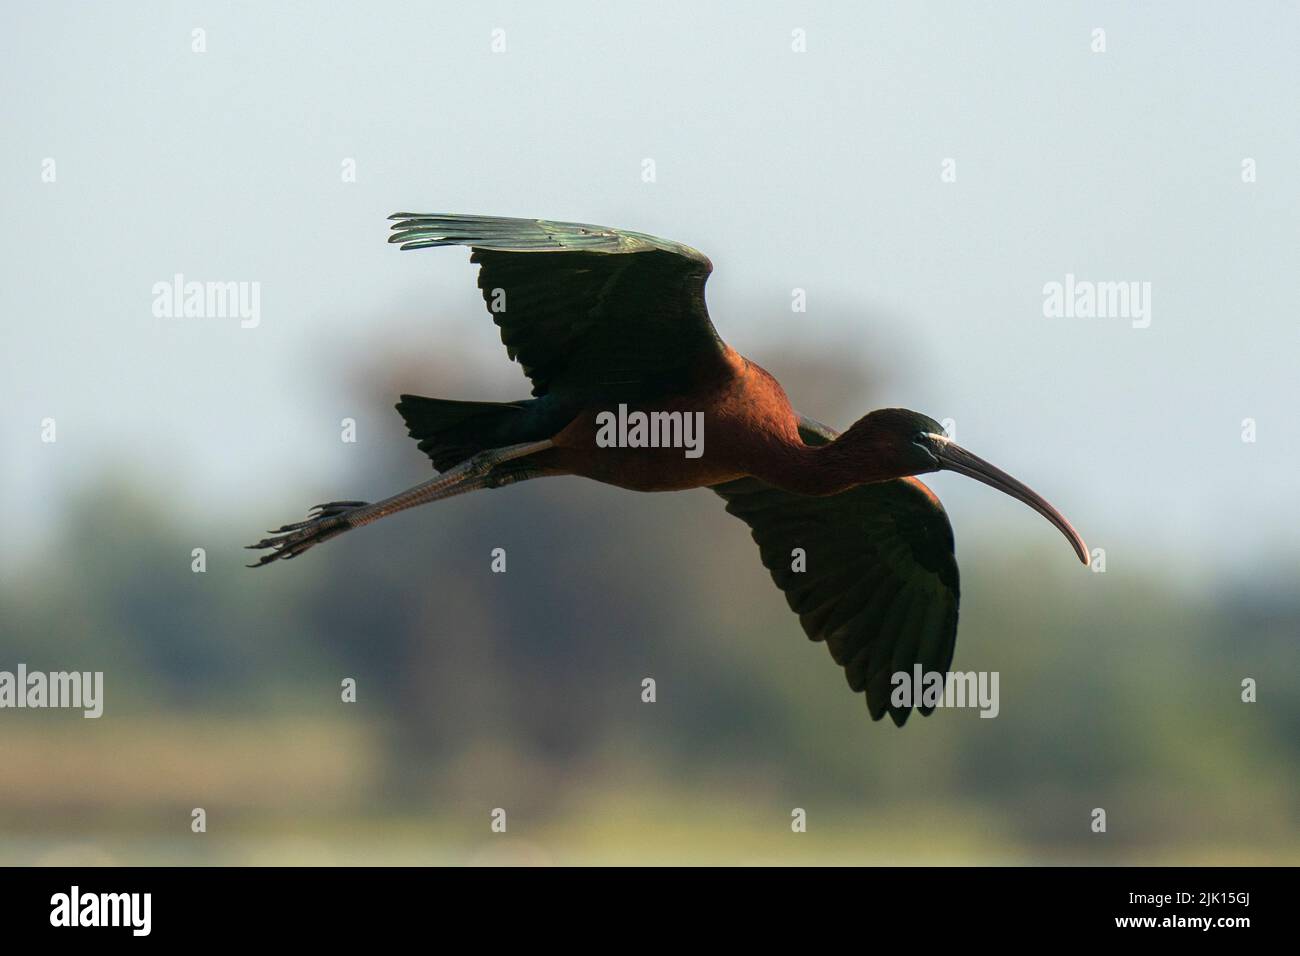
[[911, 432, 940, 465]]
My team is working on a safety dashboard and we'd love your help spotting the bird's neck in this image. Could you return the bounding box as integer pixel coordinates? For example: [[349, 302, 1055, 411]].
[[758, 429, 910, 497]]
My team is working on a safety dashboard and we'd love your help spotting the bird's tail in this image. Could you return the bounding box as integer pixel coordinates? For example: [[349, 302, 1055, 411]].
[[395, 394, 534, 472]]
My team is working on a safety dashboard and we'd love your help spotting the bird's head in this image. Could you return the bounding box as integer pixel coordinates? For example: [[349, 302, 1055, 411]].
[[842, 408, 1089, 564]]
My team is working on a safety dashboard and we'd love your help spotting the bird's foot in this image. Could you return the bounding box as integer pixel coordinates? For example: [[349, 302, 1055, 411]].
[[246, 500, 368, 567]]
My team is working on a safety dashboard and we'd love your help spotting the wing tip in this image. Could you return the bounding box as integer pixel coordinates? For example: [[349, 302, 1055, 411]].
[[868, 697, 918, 728]]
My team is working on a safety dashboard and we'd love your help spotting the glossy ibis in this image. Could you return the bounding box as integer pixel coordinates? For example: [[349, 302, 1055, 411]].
[[250, 214, 1088, 725]]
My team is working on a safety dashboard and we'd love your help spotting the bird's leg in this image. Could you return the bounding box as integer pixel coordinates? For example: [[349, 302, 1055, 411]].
[[246, 439, 554, 567]]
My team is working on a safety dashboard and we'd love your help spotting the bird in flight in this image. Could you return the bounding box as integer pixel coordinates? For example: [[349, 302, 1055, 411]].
[[250, 213, 1088, 725]]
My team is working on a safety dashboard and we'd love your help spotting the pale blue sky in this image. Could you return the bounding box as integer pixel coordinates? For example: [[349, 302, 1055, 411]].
[[3, 1, 1296, 578]]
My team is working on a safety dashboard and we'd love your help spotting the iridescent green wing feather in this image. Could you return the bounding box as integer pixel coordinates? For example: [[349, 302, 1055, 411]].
[[389, 214, 725, 401]]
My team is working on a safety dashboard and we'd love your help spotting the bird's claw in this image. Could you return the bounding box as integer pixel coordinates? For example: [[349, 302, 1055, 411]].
[[264, 501, 368, 535], [310, 500, 368, 515], [246, 501, 368, 567]]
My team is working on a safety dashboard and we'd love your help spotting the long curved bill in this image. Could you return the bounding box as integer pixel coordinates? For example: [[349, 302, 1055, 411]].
[[927, 434, 1089, 565]]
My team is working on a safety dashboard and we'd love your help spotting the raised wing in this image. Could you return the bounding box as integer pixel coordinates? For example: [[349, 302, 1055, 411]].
[[389, 213, 727, 401], [711, 419, 960, 726]]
